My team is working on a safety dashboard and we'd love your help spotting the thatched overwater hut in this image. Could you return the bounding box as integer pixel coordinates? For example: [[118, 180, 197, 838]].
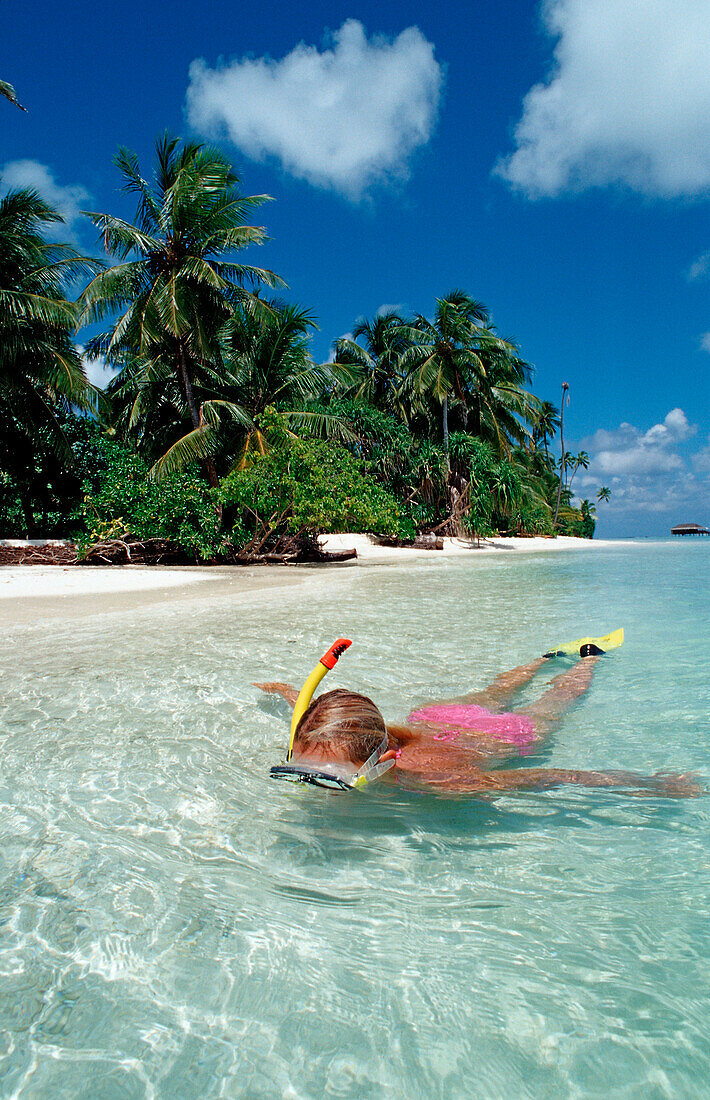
[[670, 523, 709, 536]]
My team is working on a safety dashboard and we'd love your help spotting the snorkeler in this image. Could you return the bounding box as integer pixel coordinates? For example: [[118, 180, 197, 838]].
[[256, 636, 702, 798]]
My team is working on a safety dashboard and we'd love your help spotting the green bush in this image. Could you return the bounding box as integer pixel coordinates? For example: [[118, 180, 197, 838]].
[[572, 500, 596, 539], [305, 397, 421, 494], [219, 410, 414, 548], [0, 410, 112, 538], [78, 444, 223, 560], [515, 500, 555, 536]]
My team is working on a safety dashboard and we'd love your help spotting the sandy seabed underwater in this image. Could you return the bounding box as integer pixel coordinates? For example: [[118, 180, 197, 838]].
[[0, 539, 708, 1099]]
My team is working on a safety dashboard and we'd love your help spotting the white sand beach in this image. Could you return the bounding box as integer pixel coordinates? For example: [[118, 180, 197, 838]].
[[319, 533, 626, 561], [0, 564, 208, 600], [0, 534, 631, 617]]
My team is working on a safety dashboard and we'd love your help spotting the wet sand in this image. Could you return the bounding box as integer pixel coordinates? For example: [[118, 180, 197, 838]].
[[0, 534, 634, 626]]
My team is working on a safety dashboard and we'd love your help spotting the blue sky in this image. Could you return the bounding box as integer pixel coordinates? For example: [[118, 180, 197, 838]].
[[3, 0, 709, 535]]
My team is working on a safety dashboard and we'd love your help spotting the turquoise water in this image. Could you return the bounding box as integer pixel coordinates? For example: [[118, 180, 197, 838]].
[[1, 541, 708, 1099]]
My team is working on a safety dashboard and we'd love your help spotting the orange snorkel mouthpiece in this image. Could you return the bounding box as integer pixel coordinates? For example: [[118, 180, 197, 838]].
[[319, 638, 352, 670]]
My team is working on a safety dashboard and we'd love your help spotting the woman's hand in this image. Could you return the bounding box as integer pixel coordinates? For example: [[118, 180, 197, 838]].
[[252, 681, 300, 706]]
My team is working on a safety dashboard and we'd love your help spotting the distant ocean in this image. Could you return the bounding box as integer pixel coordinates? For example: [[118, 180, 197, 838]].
[[1, 538, 708, 1097]]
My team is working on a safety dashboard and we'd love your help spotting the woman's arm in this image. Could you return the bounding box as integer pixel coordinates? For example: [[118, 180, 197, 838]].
[[430, 767, 703, 798], [253, 682, 300, 707]]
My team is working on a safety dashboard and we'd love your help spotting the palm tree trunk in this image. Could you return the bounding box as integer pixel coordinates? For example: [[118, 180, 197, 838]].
[[177, 341, 220, 490], [177, 340, 200, 429], [470, 398, 481, 437], [18, 487, 35, 539], [552, 383, 569, 528], [442, 396, 450, 469]]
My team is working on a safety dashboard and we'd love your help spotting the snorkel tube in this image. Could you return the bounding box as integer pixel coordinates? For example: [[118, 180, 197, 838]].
[[271, 638, 396, 792], [287, 638, 352, 760]]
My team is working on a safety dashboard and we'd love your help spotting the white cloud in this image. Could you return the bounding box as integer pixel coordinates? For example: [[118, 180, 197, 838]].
[[1, 160, 90, 236], [692, 436, 710, 474], [585, 409, 695, 473], [186, 19, 443, 198], [582, 408, 696, 477], [595, 448, 682, 478], [574, 408, 709, 527], [496, 0, 710, 198], [77, 347, 119, 390], [645, 407, 695, 445], [700, 333, 710, 353], [687, 251, 710, 281]]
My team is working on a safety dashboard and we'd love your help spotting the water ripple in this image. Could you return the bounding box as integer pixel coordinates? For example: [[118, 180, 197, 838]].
[[1, 544, 708, 1097]]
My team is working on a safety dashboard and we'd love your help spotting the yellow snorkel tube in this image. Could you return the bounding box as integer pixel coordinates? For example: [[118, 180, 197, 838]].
[[271, 638, 396, 791], [287, 638, 352, 760]]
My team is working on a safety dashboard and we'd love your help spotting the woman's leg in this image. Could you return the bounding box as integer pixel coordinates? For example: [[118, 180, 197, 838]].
[[449, 656, 549, 711], [519, 655, 600, 738]]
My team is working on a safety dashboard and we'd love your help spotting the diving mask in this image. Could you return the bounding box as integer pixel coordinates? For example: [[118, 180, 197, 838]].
[[270, 733, 395, 791], [269, 639, 396, 792]]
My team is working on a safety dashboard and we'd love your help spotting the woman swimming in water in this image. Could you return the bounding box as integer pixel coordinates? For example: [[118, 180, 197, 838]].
[[256, 643, 701, 797]]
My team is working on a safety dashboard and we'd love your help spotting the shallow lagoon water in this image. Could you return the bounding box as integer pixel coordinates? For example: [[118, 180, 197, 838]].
[[1, 541, 708, 1098]]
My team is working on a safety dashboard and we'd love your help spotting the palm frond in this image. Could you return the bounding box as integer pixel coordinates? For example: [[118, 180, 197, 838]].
[[83, 212, 162, 259], [114, 146, 162, 231], [148, 423, 218, 480], [76, 261, 149, 325], [212, 260, 286, 289], [0, 78, 26, 111], [200, 398, 252, 429], [0, 288, 76, 327], [282, 409, 357, 444]]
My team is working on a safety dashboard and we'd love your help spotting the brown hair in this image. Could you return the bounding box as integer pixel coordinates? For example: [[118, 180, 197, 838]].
[[294, 689, 387, 764]]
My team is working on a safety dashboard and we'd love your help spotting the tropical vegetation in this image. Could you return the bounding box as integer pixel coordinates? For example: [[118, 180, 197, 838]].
[[0, 135, 610, 559], [0, 186, 97, 534]]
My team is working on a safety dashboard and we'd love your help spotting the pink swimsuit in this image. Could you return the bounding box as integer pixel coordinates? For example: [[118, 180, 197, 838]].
[[406, 703, 537, 751]]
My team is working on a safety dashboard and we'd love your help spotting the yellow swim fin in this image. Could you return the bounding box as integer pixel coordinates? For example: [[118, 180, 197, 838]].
[[543, 627, 624, 658]]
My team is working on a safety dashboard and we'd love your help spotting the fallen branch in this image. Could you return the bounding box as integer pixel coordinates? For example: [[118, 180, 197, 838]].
[[0, 543, 78, 565], [235, 530, 357, 564], [0, 532, 359, 568], [80, 537, 200, 565]]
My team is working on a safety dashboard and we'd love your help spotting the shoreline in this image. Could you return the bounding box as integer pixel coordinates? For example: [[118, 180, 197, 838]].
[[318, 533, 632, 561], [0, 534, 641, 624]]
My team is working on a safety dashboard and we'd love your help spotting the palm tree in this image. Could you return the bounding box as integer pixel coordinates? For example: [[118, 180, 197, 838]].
[[78, 134, 283, 486], [206, 300, 346, 472], [557, 451, 575, 484], [0, 186, 97, 532], [0, 188, 96, 418], [0, 78, 26, 111], [533, 399, 560, 460], [107, 299, 347, 478], [552, 381, 570, 527], [567, 450, 590, 492], [398, 290, 512, 465], [332, 310, 409, 414], [578, 498, 597, 538], [466, 340, 539, 456], [597, 486, 611, 503]]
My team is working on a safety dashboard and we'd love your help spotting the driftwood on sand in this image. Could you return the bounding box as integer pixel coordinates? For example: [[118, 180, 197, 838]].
[[0, 534, 357, 567], [231, 531, 356, 564], [374, 533, 445, 550], [0, 542, 78, 566]]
